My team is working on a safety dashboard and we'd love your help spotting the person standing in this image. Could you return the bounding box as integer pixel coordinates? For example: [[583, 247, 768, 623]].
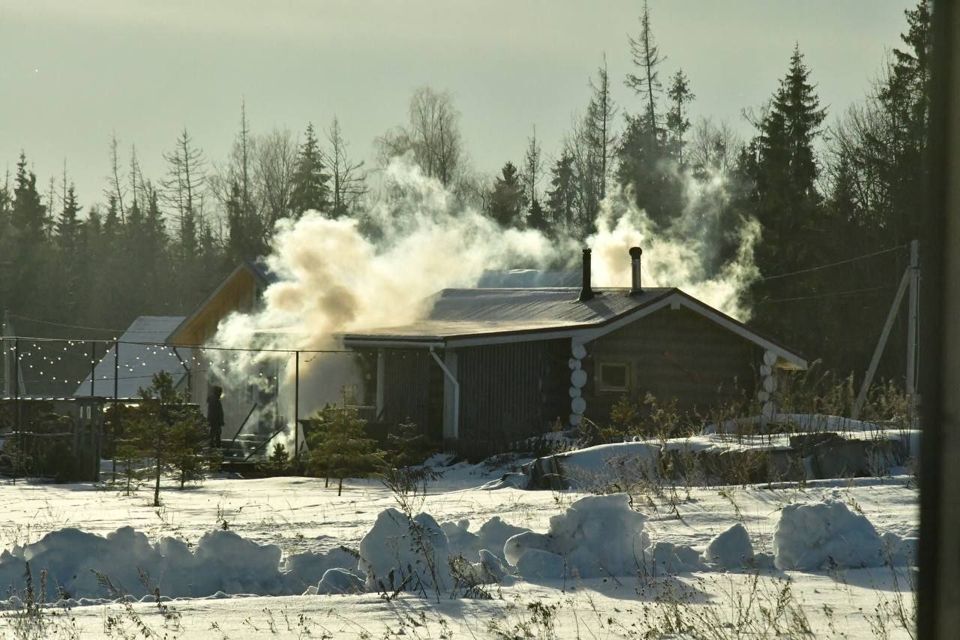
[[207, 385, 225, 448]]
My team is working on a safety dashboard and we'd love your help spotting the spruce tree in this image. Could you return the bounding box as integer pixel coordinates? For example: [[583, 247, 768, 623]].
[[665, 70, 695, 164], [488, 162, 525, 228], [290, 123, 331, 217], [545, 151, 578, 236], [747, 46, 831, 356], [56, 184, 82, 250], [9, 153, 49, 317]]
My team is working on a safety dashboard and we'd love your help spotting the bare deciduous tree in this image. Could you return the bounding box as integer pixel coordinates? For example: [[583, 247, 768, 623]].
[[377, 86, 464, 187], [253, 128, 297, 228], [327, 116, 366, 218], [688, 118, 739, 175]]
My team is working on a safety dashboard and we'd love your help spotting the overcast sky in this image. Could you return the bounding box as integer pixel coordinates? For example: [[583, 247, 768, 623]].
[[0, 0, 914, 211]]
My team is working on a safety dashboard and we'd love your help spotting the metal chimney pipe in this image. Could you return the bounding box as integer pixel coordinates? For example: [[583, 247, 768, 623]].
[[629, 247, 643, 295], [578, 248, 594, 302]]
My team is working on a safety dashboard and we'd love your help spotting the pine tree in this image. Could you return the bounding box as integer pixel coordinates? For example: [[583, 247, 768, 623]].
[[665, 70, 695, 164], [307, 406, 385, 496], [618, 3, 682, 228], [56, 184, 82, 250], [545, 151, 578, 236], [488, 162, 525, 228], [626, 0, 663, 134], [11, 152, 46, 245], [127, 372, 211, 505], [521, 127, 543, 223], [290, 123, 331, 216], [9, 153, 49, 317], [751, 45, 827, 275], [586, 57, 618, 205], [747, 46, 831, 356]]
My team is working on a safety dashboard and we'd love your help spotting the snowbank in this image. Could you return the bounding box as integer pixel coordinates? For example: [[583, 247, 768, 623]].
[[504, 494, 650, 580], [0, 527, 294, 599], [441, 516, 529, 563], [358, 509, 452, 595], [283, 547, 359, 589], [703, 523, 755, 570], [645, 542, 705, 575], [530, 442, 662, 490], [773, 500, 884, 570]]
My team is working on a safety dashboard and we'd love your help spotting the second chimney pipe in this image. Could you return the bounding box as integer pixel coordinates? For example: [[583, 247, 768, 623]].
[[629, 247, 643, 295], [579, 248, 594, 302]]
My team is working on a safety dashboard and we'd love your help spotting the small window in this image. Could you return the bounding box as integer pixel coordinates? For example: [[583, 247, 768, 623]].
[[598, 362, 630, 393]]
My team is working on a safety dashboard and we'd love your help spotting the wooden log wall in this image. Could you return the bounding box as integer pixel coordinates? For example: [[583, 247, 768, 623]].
[[584, 307, 760, 424]]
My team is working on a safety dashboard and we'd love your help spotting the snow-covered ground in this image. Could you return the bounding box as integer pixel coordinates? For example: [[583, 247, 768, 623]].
[[0, 456, 918, 639]]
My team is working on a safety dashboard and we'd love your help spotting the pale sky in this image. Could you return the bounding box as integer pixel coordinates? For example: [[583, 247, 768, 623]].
[[0, 0, 914, 212]]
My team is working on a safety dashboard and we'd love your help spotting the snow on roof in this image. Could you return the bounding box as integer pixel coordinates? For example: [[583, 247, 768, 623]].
[[476, 269, 580, 288], [74, 315, 187, 400], [343, 287, 674, 343]]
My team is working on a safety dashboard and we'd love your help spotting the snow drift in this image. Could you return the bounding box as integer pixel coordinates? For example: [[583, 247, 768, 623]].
[[0, 527, 294, 600], [773, 500, 885, 570], [503, 494, 651, 580]]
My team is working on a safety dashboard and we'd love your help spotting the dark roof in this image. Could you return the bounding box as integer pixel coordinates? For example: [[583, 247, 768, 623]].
[[342, 286, 807, 369], [343, 287, 673, 342]]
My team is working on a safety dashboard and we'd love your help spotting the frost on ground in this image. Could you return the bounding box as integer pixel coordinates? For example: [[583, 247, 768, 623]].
[[0, 457, 919, 639]]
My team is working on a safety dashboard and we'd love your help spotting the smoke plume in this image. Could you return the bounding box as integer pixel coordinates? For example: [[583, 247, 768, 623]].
[[208, 157, 760, 431]]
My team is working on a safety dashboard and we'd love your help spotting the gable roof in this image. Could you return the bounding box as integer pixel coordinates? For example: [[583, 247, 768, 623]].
[[168, 260, 275, 346], [74, 315, 187, 399], [342, 287, 807, 370]]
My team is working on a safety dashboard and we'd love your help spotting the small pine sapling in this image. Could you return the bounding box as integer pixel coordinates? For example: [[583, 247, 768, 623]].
[[126, 372, 211, 506], [387, 418, 433, 469], [268, 442, 290, 474], [307, 405, 385, 496]]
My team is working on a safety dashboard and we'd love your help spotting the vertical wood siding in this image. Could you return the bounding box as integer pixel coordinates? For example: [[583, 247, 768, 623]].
[[456, 340, 567, 455]]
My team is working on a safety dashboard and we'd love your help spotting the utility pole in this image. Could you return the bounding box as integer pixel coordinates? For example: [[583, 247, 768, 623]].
[[906, 239, 921, 425], [852, 239, 921, 421]]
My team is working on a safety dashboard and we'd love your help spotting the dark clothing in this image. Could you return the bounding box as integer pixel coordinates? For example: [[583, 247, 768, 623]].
[[207, 396, 225, 448]]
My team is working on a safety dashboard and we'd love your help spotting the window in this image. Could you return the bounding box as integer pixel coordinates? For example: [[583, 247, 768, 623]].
[[597, 362, 630, 393]]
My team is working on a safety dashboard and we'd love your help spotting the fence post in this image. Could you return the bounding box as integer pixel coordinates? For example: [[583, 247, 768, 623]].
[[294, 351, 300, 463], [112, 340, 120, 481], [89, 341, 96, 397], [13, 337, 19, 484]]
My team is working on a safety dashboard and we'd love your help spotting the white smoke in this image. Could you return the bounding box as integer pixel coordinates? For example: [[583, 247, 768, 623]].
[[590, 167, 760, 321], [207, 157, 760, 431]]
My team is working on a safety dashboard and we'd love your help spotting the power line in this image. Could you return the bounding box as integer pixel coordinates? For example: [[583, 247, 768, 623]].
[[758, 244, 909, 283], [6, 314, 125, 334], [757, 284, 895, 305]]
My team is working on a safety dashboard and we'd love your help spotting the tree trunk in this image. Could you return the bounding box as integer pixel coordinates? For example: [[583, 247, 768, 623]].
[[338, 477, 343, 497]]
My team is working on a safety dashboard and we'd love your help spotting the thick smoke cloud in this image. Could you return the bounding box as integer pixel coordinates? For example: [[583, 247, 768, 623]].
[[208, 158, 760, 428]]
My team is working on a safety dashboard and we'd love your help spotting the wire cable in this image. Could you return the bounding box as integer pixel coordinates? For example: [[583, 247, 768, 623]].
[[756, 284, 895, 305], [758, 244, 908, 282], [6, 314, 126, 334]]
